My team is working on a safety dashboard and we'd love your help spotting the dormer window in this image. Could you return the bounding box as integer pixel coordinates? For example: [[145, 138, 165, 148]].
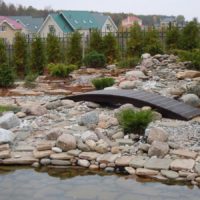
[[74, 20, 78, 24], [49, 25, 56, 34], [89, 20, 93, 24]]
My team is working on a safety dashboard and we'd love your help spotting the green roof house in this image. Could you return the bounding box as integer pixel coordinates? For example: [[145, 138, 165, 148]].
[[11, 16, 44, 34], [38, 11, 118, 37]]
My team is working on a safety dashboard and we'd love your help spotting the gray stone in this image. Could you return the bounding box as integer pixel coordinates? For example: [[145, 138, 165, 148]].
[[0, 112, 20, 129], [46, 128, 63, 140], [78, 111, 99, 127], [40, 158, 51, 165], [45, 100, 62, 110], [161, 170, 179, 179], [138, 143, 150, 152], [115, 156, 134, 166], [119, 81, 137, 89], [136, 168, 159, 176], [67, 149, 81, 157], [97, 153, 120, 164], [51, 159, 71, 166], [116, 139, 134, 146], [129, 156, 149, 168], [0, 128, 15, 144], [78, 159, 90, 167], [85, 140, 96, 150], [125, 70, 146, 79], [56, 134, 76, 151], [181, 94, 200, 107], [104, 167, 115, 173], [0, 150, 11, 159], [194, 163, 200, 174], [147, 127, 168, 144], [170, 159, 195, 171], [148, 141, 169, 158], [77, 140, 90, 152], [112, 132, 124, 140], [144, 158, 172, 170], [61, 100, 75, 108], [142, 53, 151, 59], [81, 131, 98, 142], [79, 152, 100, 161], [95, 142, 109, 154]]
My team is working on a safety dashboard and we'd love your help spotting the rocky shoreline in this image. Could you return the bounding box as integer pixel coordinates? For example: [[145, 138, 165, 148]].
[[0, 54, 200, 186]]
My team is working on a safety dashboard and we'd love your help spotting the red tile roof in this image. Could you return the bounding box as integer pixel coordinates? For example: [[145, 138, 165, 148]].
[[0, 16, 23, 30]]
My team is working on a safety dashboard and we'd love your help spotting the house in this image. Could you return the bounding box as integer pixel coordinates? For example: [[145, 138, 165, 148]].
[[38, 11, 118, 37], [121, 15, 143, 29], [0, 16, 23, 44], [160, 17, 177, 28], [11, 16, 44, 35]]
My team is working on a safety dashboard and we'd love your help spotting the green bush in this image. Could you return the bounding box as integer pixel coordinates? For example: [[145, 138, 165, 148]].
[[0, 39, 7, 65], [24, 72, 38, 88], [117, 109, 153, 135], [174, 49, 200, 70], [83, 51, 106, 68], [92, 77, 115, 90], [0, 105, 21, 114], [47, 63, 76, 77], [89, 30, 103, 53], [117, 57, 140, 68], [0, 63, 15, 87]]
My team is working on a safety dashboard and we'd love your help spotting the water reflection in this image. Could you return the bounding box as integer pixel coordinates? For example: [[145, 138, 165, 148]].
[[0, 167, 199, 200]]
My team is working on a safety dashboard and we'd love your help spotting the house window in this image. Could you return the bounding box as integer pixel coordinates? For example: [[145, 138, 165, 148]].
[[106, 24, 111, 31], [49, 25, 56, 34], [0, 25, 6, 32]]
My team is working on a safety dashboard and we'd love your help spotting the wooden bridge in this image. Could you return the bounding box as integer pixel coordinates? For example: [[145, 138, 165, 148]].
[[62, 89, 200, 121]]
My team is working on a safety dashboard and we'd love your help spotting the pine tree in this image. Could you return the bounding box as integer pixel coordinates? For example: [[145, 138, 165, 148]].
[[127, 23, 144, 57], [31, 36, 46, 74], [13, 32, 28, 77], [0, 38, 7, 64], [102, 33, 119, 64], [67, 31, 82, 66], [46, 33, 62, 63], [89, 29, 103, 53]]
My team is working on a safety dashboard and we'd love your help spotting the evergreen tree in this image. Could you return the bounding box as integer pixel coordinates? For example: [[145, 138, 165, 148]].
[[0, 39, 15, 87], [179, 20, 200, 50], [89, 30, 103, 53], [143, 28, 163, 55], [31, 36, 46, 74], [67, 31, 82, 66], [127, 23, 144, 57], [102, 33, 119, 64], [165, 26, 181, 50], [13, 32, 28, 77], [46, 33, 62, 63]]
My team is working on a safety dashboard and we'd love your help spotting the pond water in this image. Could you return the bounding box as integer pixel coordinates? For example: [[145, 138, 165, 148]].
[[0, 167, 199, 200]]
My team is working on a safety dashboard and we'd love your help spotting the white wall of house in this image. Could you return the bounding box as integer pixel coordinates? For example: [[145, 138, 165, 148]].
[[38, 16, 64, 37], [102, 18, 118, 33]]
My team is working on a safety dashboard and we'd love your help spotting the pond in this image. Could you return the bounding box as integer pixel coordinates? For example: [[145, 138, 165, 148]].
[[0, 167, 199, 200]]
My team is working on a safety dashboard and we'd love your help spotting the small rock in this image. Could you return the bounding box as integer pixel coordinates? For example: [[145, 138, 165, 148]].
[[36, 141, 55, 151], [40, 158, 51, 165], [194, 163, 200, 174], [97, 153, 120, 164], [67, 149, 81, 157], [141, 53, 151, 59], [104, 167, 115, 173], [32, 162, 40, 168], [119, 81, 137, 89], [125, 167, 136, 175], [85, 140, 96, 150], [95, 142, 109, 154], [136, 168, 158, 176], [170, 149, 197, 159], [147, 127, 168, 144], [56, 134, 76, 151], [0, 150, 11, 159], [51, 159, 71, 166], [77, 140, 90, 152], [78, 159, 90, 167], [81, 131, 98, 142], [0, 128, 15, 144], [79, 152, 100, 161], [46, 128, 63, 140], [0, 112, 20, 129], [115, 156, 134, 167], [16, 112, 26, 118], [129, 156, 149, 168], [116, 139, 134, 146], [45, 101, 62, 110], [33, 150, 52, 159], [50, 153, 73, 160], [138, 143, 150, 152], [61, 100, 75, 108], [52, 147, 62, 153], [111, 146, 120, 154], [78, 111, 99, 127], [187, 173, 197, 181], [148, 141, 169, 158], [144, 158, 172, 170], [161, 170, 179, 179], [180, 94, 200, 107], [89, 164, 99, 170], [125, 70, 146, 79], [0, 144, 9, 151], [112, 132, 124, 140]]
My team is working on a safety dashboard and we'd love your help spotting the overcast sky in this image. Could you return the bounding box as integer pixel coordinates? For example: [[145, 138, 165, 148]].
[[5, 0, 199, 20]]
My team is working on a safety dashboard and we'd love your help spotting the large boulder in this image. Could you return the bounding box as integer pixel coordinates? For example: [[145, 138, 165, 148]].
[[119, 80, 137, 89], [56, 134, 76, 151], [21, 103, 48, 116], [0, 112, 20, 129], [148, 141, 169, 158], [146, 127, 169, 144], [180, 94, 200, 107], [0, 128, 15, 144], [125, 70, 146, 80], [176, 70, 200, 79]]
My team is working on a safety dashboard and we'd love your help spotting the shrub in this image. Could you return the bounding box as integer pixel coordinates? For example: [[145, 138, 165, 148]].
[[0, 39, 7, 65], [24, 72, 38, 88], [67, 31, 82, 66], [102, 33, 119, 64], [117, 109, 153, 135], [0, 105, 20, 114], [0, 63, 15, 87], [89, 30, 103, 53], [83, 51, 106, 68], [92, 77, 115, 90], [31, 36, 46, 74], [117, 57, 140, 68], [46, 33, 62, 63], [47, 63, 76, 77], [13, 32, 28, 77]]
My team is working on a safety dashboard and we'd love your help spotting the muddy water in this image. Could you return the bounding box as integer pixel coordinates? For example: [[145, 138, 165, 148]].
[[0, 167, 199, 200]]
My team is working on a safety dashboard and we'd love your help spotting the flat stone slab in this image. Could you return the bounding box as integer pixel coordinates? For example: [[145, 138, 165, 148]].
[[161, 170, 179, 179], [0, 144, 9, 151], [129, 156, 149, 168], [79, 152, 100, 161], [36, 141, 55, 151], [115, 156, 135, 166], [50, 153, 73, 160], [0, 150, 11, 159], [51, 159, 71, 166], [125, 167, 136, 175], [67, 149, 81, 157], [136, 168, 159, 176], [170, 149, 197, 159], [170, 159, 195, 171], [33, 150, 52, 159], [194, 163, 200, 174], [97, 153, 120, 164], [14, 145, 34, 152], [144, 158, 172, 170], [115, 139, 134, 146]]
